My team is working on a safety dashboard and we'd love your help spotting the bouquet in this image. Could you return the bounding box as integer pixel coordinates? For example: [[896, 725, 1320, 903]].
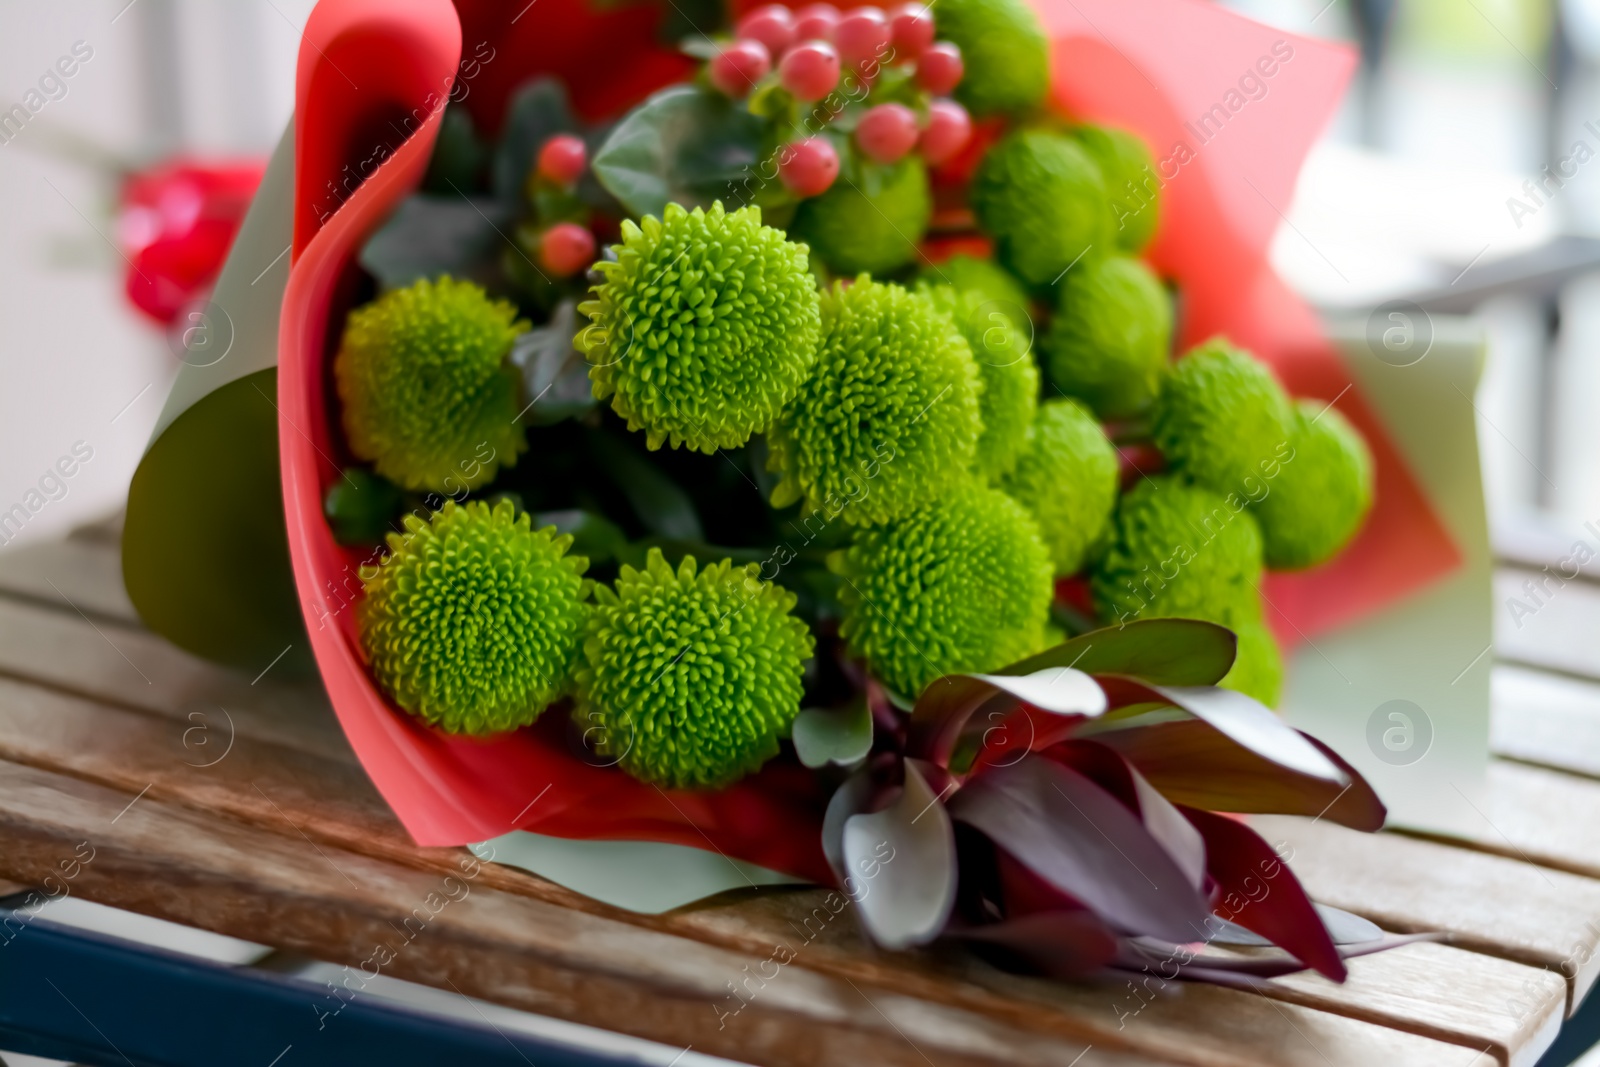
[[132, 0, 1462, 986]]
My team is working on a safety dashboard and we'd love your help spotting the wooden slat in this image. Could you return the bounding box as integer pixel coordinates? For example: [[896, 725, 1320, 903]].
[[1260, 941, 1564, 1067], [0, 537, 140, 627], [0, 670, 1527, 1065], [0, 757, 1508, 1067], [1492, 664, 1600, 778], [1427, 761, 1600, 882], [1253, 815, 1600, 1014], [1494, 566, 1600, 679]]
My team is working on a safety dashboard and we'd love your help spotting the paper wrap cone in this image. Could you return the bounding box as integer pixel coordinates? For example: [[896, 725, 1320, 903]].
[[124, 0, 1466, 873]]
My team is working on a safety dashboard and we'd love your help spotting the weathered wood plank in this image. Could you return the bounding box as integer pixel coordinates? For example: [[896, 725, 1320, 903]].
[[1, 758, 1506, 1067], [1259, 940, 1563, 1067], [1422, 761, 1600, 883], [0, 537, 140, 627], [1492, 665, 1600, 778], [0, 595, 348, 761], [1494, 567, 1600, 680], [1253, 815, 1600, 1015], [0, 675, 1510, 1066]]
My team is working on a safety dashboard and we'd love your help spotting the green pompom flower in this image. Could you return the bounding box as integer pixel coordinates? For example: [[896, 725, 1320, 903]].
[[768, 278, 982, 526], [1073, 125, 1161, 252], [335, 276, 528, 493], [1221, 620, 1284, 708], [972, 129, 1114, 287], [923, 284, 1039, 481], [1000, 399, 1118, 574], [1090, 476, 1264, 630], [1253, 401, 1374, 570], [1152, 339, 1295, 500], [579, 202, 821, 452], [574, 549, 814, 789], [1043, 254, 1172, 421], [793, 154, 931, 276], [919, 254, 1033, 330], [833, 483, 1053, 698], [359, 500, 590, 735], [930, 0, 1050, 116]]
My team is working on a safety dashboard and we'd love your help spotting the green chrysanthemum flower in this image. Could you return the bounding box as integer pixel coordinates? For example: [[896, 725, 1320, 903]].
[[834, 483, 1053, 698], [1221, 620, 1284, 708], [359, 500, 590, 735], [1090, 476, 1264, 630], [768, 278, 982, 526], [930, 0, 1049, 116], [972, 129, 1114, 287], [578, 201, 821, 452], [1000, 399, 1118, 574], [919, 254, 1033, 330], [334, 276, 527, 493], [923, 284, 1039, 481], [1252, 401, 1375, 571], [1152, 338, 1295, 500], [574, 549, 814, 789], [1043, 254, 1172, 421], [1073, 125, 1162, 253], [793, 154, 931, 276]]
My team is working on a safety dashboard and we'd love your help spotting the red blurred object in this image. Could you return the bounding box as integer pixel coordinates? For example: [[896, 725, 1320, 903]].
[[118, 159, 265, 325]]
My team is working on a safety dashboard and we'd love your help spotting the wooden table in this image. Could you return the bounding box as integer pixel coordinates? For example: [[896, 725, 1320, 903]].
[[1, 516, 1598, 1067]]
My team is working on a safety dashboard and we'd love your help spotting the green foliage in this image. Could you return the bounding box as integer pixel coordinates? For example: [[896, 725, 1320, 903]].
[[578, 201, 821, 452], [768, 278, 982, 526], [1073, 125, 1161, 252], [930, 0, 1050, 116], [575, 548, 814, 789], [833, 482, 1053, 698], [1253, 401, 1375, 570], [972, 129, 1113, 287], [1000, 399, 1118, 574], [1152, 338, 1295, 500], [793, 152, 931, 276], [923, 284, 1038, 481], [1043, 254, 1172, 421], [359, 500, 590, 734], [324, 467, 403, 546], [334, 276, 527, 493], [1090, 476, 1264, 631]]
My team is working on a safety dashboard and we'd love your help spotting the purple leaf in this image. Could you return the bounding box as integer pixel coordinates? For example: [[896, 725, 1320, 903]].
[[951, 911, 1119, 978], [821, 767, 876, 879], [1093, 718, 1385, 831], [909, 668, 1105, 768], [949, 757, 1212, 944], [1095, 678, 1346, 784], [1001, 618, 1238, 686], [841, 762, 958, 949]]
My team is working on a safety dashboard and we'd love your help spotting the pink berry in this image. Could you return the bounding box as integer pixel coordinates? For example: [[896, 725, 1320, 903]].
[[855, 103, 918, 163], [792, 3, 840, 42], [835, 6, 890, 71], [779, 40, 841, 100], [917, 41, 963, 95], [710, 39, 772, 96], [778, 138, 840, 196], [541, 222, 596, 277], [537, 135, 587, 186], [888, 3, 934, 59], [735, 5, 795, 57], [919, 99, 972, 165]]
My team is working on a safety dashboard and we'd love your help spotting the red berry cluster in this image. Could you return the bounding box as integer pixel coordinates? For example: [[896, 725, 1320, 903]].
[[533, 135, 597, 277], [708, 4, 972, 198]]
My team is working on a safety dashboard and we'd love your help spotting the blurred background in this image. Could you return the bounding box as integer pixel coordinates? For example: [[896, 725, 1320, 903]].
[[0, 0, 1592, 546]]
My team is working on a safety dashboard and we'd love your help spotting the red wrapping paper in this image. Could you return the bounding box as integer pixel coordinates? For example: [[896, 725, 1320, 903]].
[[276, 0, 1459, 866]]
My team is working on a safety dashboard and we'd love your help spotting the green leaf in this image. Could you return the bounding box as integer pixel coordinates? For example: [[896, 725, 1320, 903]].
[[357, 195, 510, 291], [507, 300, 598, 426], [493, 78, 579, 202], [792, 697, 873, 768], [421, 104, 489, 195], [532, 509, 629, 566], [586, 430, 705, 541], [679, 37, 721, 60], [323, 467, 403, 546], [1001, 618, 1238, 686], [591, 85, 767, 219]]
